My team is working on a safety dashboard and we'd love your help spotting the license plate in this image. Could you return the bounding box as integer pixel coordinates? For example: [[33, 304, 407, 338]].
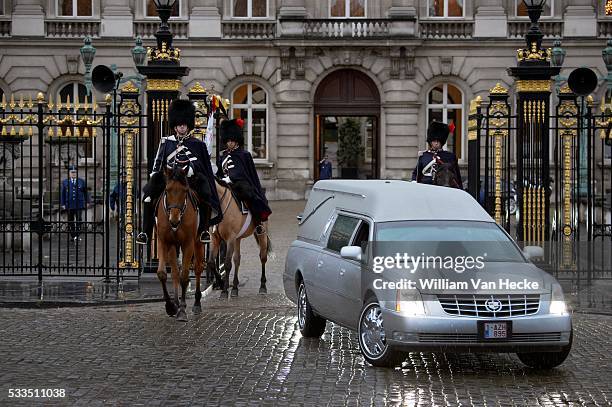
[[483, 322, 508, 339]]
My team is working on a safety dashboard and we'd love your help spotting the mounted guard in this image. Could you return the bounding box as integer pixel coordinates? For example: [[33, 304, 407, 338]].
[[136, 99, 222, 245], [411, 120, 462, 188]]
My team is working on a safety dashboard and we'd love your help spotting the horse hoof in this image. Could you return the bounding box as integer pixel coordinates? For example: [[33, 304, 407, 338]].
[[165, 302, 178, 317], [219, 291, 228, 299], [192, 304, 202, 314], [176, 309, 188, 322], [230, 288, 239, 297], [259, 287, 267, 295]]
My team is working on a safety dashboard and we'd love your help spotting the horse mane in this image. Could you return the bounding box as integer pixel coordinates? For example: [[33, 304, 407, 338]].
[[166, 166, 188, 186]]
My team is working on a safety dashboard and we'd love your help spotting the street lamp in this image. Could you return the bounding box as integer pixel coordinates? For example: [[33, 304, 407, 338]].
[[131, 37, 147, 67], [80, 36, 96, 96], [523, 0, 547, 54], [152, 0, 177, 60]]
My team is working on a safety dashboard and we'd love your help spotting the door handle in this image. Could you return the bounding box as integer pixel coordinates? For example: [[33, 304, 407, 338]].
[[339, 268, 345, 276]]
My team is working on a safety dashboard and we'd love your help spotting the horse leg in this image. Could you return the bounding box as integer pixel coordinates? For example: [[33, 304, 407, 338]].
[[220, 240, 234, 299], [207, 234, 224, 292], [157, 245, 177, 317], [176, 243, 193, 322], [167, 244, 181, 315], [230, 239, 241, 297], [193, 241, 205, 314], [257, 232, 269, 294]]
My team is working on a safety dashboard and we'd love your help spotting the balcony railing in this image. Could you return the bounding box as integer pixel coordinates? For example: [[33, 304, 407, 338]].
[[598, 20, 612, 38], [222, 20, 276, 39], [45, 19, 100, 38], [507, 20, 563, 39], [134, 20, 188, 39], [304, 19, 389, 38], [419, 20, 473, 39], [0, 19, 10, 37]]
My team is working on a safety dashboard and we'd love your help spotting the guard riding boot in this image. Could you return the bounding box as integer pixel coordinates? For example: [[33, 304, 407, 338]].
[[198, 205, 211, 243], [136, 201, 154, 245]]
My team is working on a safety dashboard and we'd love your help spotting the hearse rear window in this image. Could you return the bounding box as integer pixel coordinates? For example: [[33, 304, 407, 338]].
[[327, 215, 359, 252]]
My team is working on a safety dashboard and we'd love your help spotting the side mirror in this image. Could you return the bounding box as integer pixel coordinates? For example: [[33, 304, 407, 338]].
[[523, 245, 544, 260], [340, 246, 362, 262], [296, 213, 303, 222]]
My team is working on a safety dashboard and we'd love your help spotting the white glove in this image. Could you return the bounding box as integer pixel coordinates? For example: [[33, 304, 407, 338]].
[[187, 167, 194, 178], [222, 176, 232, 184], [144, 196, 152, 203]]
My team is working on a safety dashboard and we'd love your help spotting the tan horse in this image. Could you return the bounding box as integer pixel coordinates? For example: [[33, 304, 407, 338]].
[[208, 179, 273, 298], [156, 167, 206, 321]]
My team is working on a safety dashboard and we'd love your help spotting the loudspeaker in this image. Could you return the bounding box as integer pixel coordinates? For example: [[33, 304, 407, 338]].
[[92, 65, 123, 93], [567, 67, 598, 97]]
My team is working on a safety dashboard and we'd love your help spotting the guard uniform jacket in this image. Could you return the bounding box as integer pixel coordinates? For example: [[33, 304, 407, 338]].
[[411, 149, 462, 187], [151, 134, 222, 224], [217, 147, 272, 221], [61, 178, 89, 210]]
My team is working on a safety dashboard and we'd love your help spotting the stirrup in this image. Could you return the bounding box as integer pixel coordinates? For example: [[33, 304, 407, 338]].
[[135, 232, 148, 245], [199, 230, 211, 243]]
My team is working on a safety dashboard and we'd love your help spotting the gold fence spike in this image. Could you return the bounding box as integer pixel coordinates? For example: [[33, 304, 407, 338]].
[[18, 127, 24, 136], [74, 95, 80, 111], [83, 95, 89, 111], [47, 94, 54, 111], [28, 126, 33, 137], [65, 127, 72, 137], [18, 94, 25, 109], [75, 126, 81, 137], [36, 92, 44, 104], [48, 127, 55, 138], [92, 127, 97, 137], [105, 94, 112, 105], [9, 94, 15, 110], [92, 95, 98, 112], [9, 126, 16, 136], [0, 93, 6, 110], [57, 96, 63, 111], [66, 94, 71, 110], [1, 126, 6, 136], [28, 94, 34, 109], [83, 127, 89, 138]]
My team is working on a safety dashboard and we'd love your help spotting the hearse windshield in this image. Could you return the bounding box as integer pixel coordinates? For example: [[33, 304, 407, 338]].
[[374, 220, 525, 263]]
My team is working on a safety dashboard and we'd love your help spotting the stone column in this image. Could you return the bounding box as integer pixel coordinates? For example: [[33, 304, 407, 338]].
[[189, 0, 221, 38], [387, 0, 416, 37], [474, 0, 507, 38], [563, 0, 596, 37], [279, 0, 307, 36], [101, 0, 133, 37], [11, 0, 45, 36]]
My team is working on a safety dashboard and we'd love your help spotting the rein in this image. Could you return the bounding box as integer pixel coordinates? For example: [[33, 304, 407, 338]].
[[162, 189, 190, 232]]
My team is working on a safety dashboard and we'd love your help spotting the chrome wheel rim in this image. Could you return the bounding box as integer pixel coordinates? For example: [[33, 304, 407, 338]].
[[360, 303, 387, 358], [298, 284, 307, 329]]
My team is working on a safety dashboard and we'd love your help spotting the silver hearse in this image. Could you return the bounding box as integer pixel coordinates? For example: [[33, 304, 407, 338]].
[[284, 180, 572, 368]]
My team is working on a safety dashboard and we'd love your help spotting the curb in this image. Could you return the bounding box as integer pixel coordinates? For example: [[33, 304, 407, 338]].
[[0, 283, 215, 309]]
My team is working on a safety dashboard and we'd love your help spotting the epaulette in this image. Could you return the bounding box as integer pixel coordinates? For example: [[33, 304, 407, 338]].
[[418, 150, 426, 157]]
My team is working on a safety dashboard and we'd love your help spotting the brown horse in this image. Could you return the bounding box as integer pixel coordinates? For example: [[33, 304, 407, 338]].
[[156, 167, 206, 321], [434, 162, 461, 188], [208, 179, 273, 298]]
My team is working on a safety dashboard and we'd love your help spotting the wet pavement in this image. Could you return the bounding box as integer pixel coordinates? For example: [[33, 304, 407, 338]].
[[0, 293, 611, 406]]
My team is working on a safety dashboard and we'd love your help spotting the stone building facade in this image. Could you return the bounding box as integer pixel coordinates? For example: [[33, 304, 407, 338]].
[[0, 0, 610, 199]]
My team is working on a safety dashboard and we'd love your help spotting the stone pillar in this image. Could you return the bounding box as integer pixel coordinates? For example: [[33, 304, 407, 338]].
[[189, 0, 221, 38], [563, 0, 596, 37], [101, 0, 133, 37], [11, 0, 45, 36], [387, 0, 416, 37], [279, 0, 307, 36], [474, 0, 507, 38]]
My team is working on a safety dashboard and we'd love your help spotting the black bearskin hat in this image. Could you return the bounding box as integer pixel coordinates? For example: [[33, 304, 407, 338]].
[[426, 120, 450, 145], [220, 119, 244, 145], [168, 99, 196, 131]]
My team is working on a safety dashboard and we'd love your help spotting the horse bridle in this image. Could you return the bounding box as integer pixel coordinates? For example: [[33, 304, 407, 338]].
[[163, 190, 188, 232]]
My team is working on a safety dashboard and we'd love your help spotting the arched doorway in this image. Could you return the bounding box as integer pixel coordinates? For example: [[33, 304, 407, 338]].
[[314, 69, 381, 180]]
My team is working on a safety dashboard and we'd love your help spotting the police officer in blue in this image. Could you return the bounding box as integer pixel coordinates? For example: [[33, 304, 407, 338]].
[[60, 165, 91, 241], [411, 120, 462, 188], [136, 99, 222, 245], [318, 153, 332, 180], [109, 171, 127, 217]]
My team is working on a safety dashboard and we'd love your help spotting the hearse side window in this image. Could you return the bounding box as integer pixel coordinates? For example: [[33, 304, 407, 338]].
[[327, 215, 360, 252], [352, 221, 370, 249]]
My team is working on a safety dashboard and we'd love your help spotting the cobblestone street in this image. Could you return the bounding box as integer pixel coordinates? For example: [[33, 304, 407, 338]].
[[0, 293, 611, 406]]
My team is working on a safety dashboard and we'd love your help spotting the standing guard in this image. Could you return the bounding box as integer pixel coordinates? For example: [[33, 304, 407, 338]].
[[136, 99, 222, 245], [217, 118, 271, 233], [411, 120, 462, 188]]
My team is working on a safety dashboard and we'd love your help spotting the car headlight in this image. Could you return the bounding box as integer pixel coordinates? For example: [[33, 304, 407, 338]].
[[549, 283, 568, 315], [396, 289, 425, 316]]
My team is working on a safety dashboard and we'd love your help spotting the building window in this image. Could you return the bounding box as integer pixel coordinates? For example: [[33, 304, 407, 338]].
[[58, 0, 93, 17], [516, 0, 553, 17], [330, 0, 366, 17], [57, 82, 94, 159], [146, 0, 180, 17], [233, 0, 267, 18], [231, 83, 268, 160], [426, 83, 464, 159], [428, 0, 464, 17], [0, 1, 4, 16]]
